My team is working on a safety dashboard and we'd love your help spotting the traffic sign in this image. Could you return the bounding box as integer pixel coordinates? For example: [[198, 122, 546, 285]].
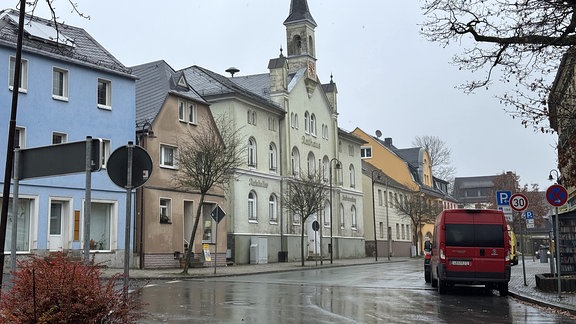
[[525, 210, 534, 220], [211, 205, 226, 223], [107, 144, 153, 189], [546, 184, 568, 207], [496, 191, 512, 206], [510, 193, 528, 212]]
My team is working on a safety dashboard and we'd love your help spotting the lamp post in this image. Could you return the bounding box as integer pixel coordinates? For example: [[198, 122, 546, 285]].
[[384, 175, 391, 261], [548, 169, 562, 298], [329, 158, 341, 264], [136, 121, 155, 269], [371, 169, 381, 261]]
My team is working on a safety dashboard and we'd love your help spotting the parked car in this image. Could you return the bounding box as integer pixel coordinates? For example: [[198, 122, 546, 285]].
[[430, 209, 511, 296]]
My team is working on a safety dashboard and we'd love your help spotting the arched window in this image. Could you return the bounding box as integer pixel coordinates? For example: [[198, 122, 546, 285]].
[[323, 200, 330, 226], [351, 205, 357, 229], [310, 114, 317, 136], [322, 156, 329, 181], [349, 164, 355, 188], [304, 111, 310, 134], [307, 151, 315, 175], [340, 204, 345, 229], [248, 137, 257, 167], [293, 35, 302, 54], [308, 35, 314, 56], [291, 147, 300, 176], [269, 194, 278, 222], [294, 113, 299, 129], [269, 142, 277, 171], [248, 191, 257, 221]]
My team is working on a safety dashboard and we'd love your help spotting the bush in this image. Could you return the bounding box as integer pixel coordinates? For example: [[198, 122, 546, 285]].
[[0, 253, 144, 323]]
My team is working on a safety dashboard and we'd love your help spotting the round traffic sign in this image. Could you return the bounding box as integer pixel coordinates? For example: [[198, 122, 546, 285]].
[[107, 144, 153, 189], [312, 220, 319, 231], [546, 184, 568, 207], [509, 193, 528, 212]]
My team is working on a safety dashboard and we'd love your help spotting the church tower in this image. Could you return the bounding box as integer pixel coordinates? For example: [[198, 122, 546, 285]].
[[284, 0, 318, 83]]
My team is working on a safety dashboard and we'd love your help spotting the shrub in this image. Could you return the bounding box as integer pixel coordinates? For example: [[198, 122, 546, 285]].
[[0, 253, 144, 323]]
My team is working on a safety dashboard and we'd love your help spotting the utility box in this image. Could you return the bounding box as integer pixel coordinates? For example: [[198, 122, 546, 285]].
[[250, 236, 268, 264]]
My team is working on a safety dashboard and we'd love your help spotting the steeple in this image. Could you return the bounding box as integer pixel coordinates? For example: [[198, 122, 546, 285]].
[[284, 0, 317, 27], [284, 0, 318, 86]]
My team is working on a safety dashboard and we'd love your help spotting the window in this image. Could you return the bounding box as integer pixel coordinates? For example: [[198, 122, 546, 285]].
[[291, 147, 300, 176], [3, 197, 31, 252], [159, 198, 172, 224], [292, 212, 301, 225], [351, 205, 357, 229], [178, 99, 196, 123], [247, 110, 257, 125], [97, 78, 111, 109], [322, 124, 328, 140], [294, 113, 299, 129], [304, 111, 309, 133], [349, 164, 355, 188], [9, 57, 28, 92], [248, 137, 257, 167], [323, 200, 330, 226], [378, 189, 383, 206], [307, 151, 315, 175], [248, 191, 257, 221], [160, 144, 177, 168], [90, 202, 112, 250], [360, 146, 372, 158], [402, 224, 405, 240], [269, 143, 277, 171], [101, 139, 111, 169], [202, 207, 214, 242], [348, 144, 354, 156], [389, 192, 394, 207], [396, 223, 400, 239], [52, 132, 67, 144], [322, 156, 329, 181], [310, 114, 317, 136], [268, 116, 277, 131], [52, 67, 69, 100], [269, 194, 278, 223], [340, 204, 345, 229], [379, 222, 384, 239], [14, 127, 25, 148]]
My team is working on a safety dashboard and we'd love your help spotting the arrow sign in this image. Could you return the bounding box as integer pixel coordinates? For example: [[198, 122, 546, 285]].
[[546, 184, 568, 207]]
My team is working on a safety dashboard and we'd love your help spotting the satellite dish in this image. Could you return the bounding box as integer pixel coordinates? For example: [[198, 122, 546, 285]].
[[375, 130, 382, 138]]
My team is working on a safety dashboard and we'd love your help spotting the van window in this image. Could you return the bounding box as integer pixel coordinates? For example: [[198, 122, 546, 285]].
[[445, 224, 504, 247]]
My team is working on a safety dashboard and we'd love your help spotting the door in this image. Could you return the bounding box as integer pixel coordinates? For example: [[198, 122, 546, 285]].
[[49, 202, 63, 251]]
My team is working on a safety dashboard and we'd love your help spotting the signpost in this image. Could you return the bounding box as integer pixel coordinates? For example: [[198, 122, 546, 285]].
[[210, 205, 226, 274], [546, 183, 568, 298], [496, 190, 513, 222], [509, 193, 529, 286]]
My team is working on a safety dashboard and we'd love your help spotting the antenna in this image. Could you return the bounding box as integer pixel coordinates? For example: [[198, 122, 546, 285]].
[[375, 130, 382, 138]]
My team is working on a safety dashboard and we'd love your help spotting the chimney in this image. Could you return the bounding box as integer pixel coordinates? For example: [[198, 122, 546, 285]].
[[384, 137, 393, 146]]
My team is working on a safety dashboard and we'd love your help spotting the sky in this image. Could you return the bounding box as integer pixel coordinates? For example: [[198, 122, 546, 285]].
[[30, 0, 558, 189]]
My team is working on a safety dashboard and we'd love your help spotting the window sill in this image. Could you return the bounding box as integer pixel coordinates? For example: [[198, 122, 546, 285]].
[[160, 220, 172, 225], [9, 86, 27, 93], [52, 95, 69, 102], [97, 104, 112, 110]]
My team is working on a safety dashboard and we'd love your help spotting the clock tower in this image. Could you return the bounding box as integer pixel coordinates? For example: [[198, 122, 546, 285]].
[[284, 0, 318, 84]]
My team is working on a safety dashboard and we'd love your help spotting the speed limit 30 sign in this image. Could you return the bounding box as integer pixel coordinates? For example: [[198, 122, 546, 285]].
[[509, 193, 529, 212]]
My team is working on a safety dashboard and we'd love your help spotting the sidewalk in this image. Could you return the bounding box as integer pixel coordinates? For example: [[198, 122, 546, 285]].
[[105, 256, 576, 315]]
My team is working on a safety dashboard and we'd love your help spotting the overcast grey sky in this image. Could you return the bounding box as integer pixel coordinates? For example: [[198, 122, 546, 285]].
[[32, 0, 558, 189]]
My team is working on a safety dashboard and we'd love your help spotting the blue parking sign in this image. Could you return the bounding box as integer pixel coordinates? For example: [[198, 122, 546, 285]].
[[496, 191, 512, 206], [525, 210, 534, 220]]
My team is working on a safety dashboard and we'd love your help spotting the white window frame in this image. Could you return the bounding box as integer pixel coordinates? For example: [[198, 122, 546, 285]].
[[14, 126, 25, 149], [248, 137, 257, 167], [52, 132, 67, 144], [310, 114, 317, 136], [178, 99, 197, 124], [349, 164, 355, 188], [269, 194, 278, 223], [160, 144, 177, 168], [100, 139, 111, 169], [97, 78, 112, 109], [159, 198, 172, 224], [351, 205, 357, 229], [248, 191, 257, 221], [52, 67, 69, 101], [360, 146, 372, 159], [269, 142, 277, 171], [304, 111, 309, 134], [9, 56, 28, 93]]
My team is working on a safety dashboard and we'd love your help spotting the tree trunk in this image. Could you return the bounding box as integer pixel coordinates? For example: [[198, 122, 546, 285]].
[[182, 194, 206, 274], [301, 222, 305, 267]]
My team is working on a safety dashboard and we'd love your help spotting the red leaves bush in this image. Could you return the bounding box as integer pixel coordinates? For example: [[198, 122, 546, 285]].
[[0, 253, 144, 323]]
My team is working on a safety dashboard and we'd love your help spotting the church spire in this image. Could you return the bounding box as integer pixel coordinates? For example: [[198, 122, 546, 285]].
[[284, 0, 317, 27]]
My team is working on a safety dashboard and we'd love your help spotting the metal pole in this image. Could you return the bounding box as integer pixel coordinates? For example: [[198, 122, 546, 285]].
[[385, 178, 391, 261], [329, 166, 333, 264], [10, 148, 19, 274], [520, 211, 527, 286], [214, 221, 218, 274], [555, 206, 562, 298], [83, 137, 92, 264], [371, 170, 378, 261], [123, 142, 134, 293]]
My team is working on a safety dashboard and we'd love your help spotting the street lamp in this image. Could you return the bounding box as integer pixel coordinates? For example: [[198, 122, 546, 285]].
[[371, 169, 381, 261], [329, 158, 341, 264]]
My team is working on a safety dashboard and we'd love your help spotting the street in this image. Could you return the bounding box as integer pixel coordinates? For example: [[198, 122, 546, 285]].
[[135, 259, 575, 323]]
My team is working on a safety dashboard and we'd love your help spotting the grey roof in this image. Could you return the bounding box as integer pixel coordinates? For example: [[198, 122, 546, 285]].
[[131, 60, 206, 126], [0, 9, 132, 77], [284, 0, 317, 26], [361, 160, 411, 192], [181, 65, 284, 114], [395, 148, 422, 168]]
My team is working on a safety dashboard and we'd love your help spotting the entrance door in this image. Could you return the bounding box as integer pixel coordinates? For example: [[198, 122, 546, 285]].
[[307, 213, 320, 256], [49, 202, 63, 251], [183, 201, 194, 252]]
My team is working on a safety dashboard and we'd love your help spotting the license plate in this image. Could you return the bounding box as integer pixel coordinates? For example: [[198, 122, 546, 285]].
[[450, 260, 470, 266]]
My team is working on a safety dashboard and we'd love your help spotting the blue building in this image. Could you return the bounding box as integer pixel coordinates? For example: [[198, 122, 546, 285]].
[[0, 9, 136, 267]]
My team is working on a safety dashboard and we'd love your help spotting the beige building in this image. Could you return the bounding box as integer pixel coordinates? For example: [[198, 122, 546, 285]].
[[132, 61, 226, 268]]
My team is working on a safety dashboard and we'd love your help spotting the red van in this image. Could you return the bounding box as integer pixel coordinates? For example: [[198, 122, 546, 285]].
[[430, 209, 511, 296]]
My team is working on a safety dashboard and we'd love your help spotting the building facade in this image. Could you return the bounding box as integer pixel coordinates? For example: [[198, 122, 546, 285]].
[[0, 9, 136, 267]]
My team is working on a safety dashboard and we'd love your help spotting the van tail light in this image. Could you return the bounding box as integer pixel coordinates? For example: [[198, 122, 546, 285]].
[[505, 249, 510, 262], [440, 248, 445, 261]]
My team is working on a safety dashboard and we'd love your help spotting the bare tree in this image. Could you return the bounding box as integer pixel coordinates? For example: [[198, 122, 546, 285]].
[[173, 115, 244, 274], [421, 1, 574, 182], [393, 192, 439, 256], [282, 171, 329, 266], [412, 135, 456, 182]]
